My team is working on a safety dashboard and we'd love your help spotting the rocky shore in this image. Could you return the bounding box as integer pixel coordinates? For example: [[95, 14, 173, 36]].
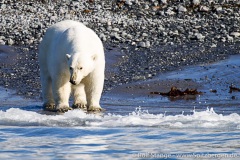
[[1, 0, 240, 47], [0, 0, 240, 99]]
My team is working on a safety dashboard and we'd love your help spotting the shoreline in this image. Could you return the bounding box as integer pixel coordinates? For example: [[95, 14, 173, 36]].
[[0, 42, 239, 101]]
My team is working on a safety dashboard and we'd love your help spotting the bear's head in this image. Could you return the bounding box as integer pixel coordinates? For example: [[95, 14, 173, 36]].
[[66, 53, 96, 85]]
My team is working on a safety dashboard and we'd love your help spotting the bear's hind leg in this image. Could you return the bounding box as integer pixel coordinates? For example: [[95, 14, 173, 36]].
[[72, 83, 87, 110], [41, 74, 55, 111]]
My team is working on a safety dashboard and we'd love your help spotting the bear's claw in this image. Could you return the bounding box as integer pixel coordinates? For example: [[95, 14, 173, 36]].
[[72, 103, 87, 110], [43, 103, 56, 112], [87, 107, 105, 113], [56, 107, 72, 113]]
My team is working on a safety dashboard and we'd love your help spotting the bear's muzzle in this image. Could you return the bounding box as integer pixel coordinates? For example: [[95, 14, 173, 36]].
[[69, 79, 77, 85], [70, 72, 77, 85]]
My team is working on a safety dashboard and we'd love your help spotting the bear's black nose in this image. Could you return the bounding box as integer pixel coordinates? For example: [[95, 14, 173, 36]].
[[69, 79, 77, 85]]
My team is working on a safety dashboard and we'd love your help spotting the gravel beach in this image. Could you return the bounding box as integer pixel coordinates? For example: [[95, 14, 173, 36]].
[[0, 0, 240, 99]]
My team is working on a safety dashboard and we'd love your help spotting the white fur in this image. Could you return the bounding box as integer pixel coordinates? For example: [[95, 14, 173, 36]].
[[39, 20, 105, 111]]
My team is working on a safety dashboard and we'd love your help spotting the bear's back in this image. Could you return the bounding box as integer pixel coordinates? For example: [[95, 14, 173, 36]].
[[39, 20, 104, 65], [48, 20, 86, 35], [60, 24, 103, 55], [39, 20, 86, 54]]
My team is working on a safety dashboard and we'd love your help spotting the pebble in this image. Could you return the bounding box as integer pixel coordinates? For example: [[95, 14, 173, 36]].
[[107, 21, 111, 26], [178, 5, 187, 12], [145, 41, 151, 48], [99, 33, 107, 41], [211, 44, 217, 48], [230, 32, 240, 38], [166, 8, 175, 15], [195, 33, 205, 41], [215, 6, 223, 12], [199, 6, 210, 12], [7, 38, 14, 45], [227, 35, 233, 42], [114, 33, 121, 40], [142, 33, 148, 37], [193, 0, 201, 6], [161, 0, 167, 4], [139, 42, 146, 48], [133, 75, 146, 80], [0, 39, 5, 45], [113, 28, 120, 32]]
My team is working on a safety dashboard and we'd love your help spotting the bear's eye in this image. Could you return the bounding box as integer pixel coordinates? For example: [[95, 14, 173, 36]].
[[79, 67, 83, 70]]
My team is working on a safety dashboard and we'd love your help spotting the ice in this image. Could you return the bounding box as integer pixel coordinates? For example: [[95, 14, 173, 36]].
[[0, 107, 240, 129]]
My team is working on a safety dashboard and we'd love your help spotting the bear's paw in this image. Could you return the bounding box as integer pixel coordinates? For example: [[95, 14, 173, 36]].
[[87, 106, 105, 113], [43, 103, 56, 112], [72, 103, 87, 110], [56, 105, 72, 113]]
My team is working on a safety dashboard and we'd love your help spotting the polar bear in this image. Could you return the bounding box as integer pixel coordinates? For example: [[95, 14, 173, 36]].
[[38, 20, 105, 112]]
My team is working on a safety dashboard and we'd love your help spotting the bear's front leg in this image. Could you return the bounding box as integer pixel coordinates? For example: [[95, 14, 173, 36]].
[[52, 80, 72, 113], [84, 73, 104, 112], [72, 84, 87, 110]]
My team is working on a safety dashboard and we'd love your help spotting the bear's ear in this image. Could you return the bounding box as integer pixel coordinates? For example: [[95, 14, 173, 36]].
[[92, 54, 97, 61], [66, 54, 71, 60]]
